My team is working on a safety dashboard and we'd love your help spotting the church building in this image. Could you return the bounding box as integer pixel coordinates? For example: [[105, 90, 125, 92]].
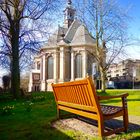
[[28, 0, 101, 92]]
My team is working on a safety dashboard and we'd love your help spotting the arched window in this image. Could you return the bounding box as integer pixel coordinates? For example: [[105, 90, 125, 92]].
[[47, 56, 54, 79], [75, 54, 82, 78]]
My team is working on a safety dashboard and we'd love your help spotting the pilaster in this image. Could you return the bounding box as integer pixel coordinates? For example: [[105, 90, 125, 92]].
[[41, 55, 46, 91], [54, 50, 59, 83], [59, 47, 65, 82], [71, 50, 75, 81], [28, 72, 33, 92], [83, 50, 87, 78]]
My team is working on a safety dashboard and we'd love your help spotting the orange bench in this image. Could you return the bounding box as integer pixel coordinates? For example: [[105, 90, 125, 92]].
[[52, 77, 129, 137]]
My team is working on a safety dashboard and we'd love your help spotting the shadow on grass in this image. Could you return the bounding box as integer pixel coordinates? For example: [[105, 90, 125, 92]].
[[0, 123, 74, 140], [78, 116, 140, 133], [41, 124, 75, 140], [130, 136, 140, 140]]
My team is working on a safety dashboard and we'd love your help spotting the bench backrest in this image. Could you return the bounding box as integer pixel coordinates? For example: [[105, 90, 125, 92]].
[[52, 77, 101, 114]]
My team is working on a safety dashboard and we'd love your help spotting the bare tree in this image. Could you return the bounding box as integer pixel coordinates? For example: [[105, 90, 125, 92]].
[[75, 0, 130, 91], [0, 0, 59, 98]]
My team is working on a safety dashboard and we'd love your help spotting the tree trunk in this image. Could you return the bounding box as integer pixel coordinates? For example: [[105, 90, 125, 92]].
[[100, 66, 106, 92], [11, 47, 20, 98], [10, 22, 20, 98]]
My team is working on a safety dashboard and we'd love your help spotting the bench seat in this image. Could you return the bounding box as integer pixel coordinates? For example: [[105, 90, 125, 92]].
[[101, 105, 123, 116]]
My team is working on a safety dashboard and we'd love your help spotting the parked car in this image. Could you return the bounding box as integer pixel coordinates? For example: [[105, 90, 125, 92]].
[[106, 81, 116, 89]]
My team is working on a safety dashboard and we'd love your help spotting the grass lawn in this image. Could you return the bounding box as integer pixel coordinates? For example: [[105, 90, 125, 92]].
[[0, 90, 140, 140]]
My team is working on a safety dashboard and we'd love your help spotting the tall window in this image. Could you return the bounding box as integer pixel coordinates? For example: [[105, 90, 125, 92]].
[[47, 56, 54, 79], [75, 54, 82, 78], [87, 54, 94, 76], [37, 62, 40, 70]]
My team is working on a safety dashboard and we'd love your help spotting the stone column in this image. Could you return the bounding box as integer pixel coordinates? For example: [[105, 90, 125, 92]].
[[71, 50, 75, 81], [54, 50, 59, 83], [83, 50, 87, 78], [41, 54, 46, 91], [59, 47, 65, 82], [40, 57, 43, 81], [28, 72, 33, 92]]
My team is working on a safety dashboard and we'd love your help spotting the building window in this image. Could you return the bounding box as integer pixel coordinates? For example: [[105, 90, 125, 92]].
[[47, 56, 54, 79], [87, 54, 94, 76], [37, 62, 40, 70], [75, 54, 82, 78]]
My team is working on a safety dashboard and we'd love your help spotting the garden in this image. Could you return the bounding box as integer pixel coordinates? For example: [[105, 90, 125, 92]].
[[0, 90, 140, 140]]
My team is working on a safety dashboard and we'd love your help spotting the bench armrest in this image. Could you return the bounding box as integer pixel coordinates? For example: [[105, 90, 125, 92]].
[[98, 93, 129, 100]]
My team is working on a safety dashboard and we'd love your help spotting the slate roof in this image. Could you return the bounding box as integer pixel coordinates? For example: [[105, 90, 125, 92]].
[[42, 19, 96, 49], [70, 24, 96, 46], [64, 20, 81, 43], [45, 27, 67, 47]]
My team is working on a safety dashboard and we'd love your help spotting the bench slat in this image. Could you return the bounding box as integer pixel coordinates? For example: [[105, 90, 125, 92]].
[[59, 105, 98, 120], [58, 101, 98, 112], [76, 86, 83, 104], [79, 85, 86, 105], [52, 80, 88, 87], [83, 85, 93, 106]]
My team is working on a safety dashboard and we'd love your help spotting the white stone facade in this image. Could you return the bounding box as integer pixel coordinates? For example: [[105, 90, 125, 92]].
[[28, 0, 98, 91], [107, 59, 140, 82]]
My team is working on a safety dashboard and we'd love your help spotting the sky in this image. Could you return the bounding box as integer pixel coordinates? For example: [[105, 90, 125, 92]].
[[120, 0, 140, 36], [119, 0, 140, 59], [0, 0, 140, 86]]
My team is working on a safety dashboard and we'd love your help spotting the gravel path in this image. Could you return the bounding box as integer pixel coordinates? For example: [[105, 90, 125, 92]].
[[52, 115, 140, 137]]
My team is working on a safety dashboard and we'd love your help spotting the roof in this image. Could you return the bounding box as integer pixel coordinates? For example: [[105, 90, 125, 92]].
[[41, 19, 96, 49], [57, 39, 68, 46], [42, 26, 68, 49], [70, 24, 96, 46], [64, 19, 81, 43]]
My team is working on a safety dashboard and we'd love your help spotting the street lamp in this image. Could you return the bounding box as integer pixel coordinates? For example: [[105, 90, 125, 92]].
[[133, 67, 136, 89]]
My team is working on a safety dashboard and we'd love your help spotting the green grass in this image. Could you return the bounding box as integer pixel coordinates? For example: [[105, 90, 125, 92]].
[[0, 90, 140, 140]]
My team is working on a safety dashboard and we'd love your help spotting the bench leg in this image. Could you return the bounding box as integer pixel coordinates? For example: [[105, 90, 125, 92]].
[[122, 97, 129, 132], [98, 119, 104, 137], [123, 112, 128, 132]]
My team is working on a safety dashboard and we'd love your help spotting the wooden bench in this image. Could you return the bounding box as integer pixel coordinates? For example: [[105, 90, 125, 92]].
[[52, 77, 129, 137]]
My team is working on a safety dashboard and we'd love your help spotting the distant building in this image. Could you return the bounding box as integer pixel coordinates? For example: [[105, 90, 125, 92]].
[[28, 0, 106, 92], [107, 59, 140, 88]]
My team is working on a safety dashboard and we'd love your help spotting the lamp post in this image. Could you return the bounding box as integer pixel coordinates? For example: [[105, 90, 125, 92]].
[[92, 63, 97, 88], [133, 67, 136, 89]]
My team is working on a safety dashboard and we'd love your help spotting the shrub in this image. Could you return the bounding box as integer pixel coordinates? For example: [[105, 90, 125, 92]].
[[2, 75, 10, 92], [23, 101, 33, 112], [2, 105, 14, 115], [32, 95, 46, 102]]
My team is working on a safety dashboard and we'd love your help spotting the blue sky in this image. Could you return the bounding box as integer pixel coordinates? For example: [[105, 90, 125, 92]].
[[120, 0, 140, 37], [118, 0, 140, 59]]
